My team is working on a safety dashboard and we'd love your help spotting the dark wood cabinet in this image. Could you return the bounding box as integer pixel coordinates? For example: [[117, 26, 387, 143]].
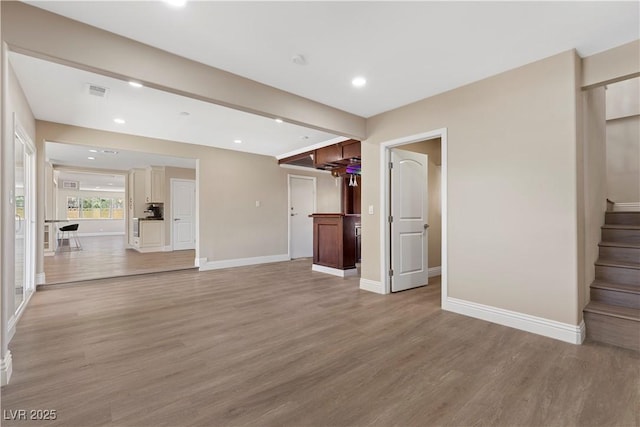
[[342, 176, 361, 215], [341, 140, 361, 160], [311, 214, 361, 270], [314, 144, 342, 167]]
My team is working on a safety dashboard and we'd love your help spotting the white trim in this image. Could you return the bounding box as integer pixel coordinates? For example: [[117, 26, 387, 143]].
[[443, 297, 586, 345], [163, 245, 172, 252], [613, 202, 640, 212], [132, 246, 165, 253], [287, 174, 317, 260], [36, 272, 46, 285], [1, 351, 13, 386], [359, 278, 385, 294], [195, 257, 207, 267], [279, 164, 331, 174], [77, 231, 125, 237], [199, 254, 289, 271], [276, 136, 349, 160], [312, 264, 358, 277], [380, 129, 448, 296], [7, 319, 16, 343], [428, 266, 442, 278]]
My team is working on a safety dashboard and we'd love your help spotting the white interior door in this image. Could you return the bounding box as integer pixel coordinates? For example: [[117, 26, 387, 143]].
[[171, 179, 196, 250], [289, 176, 315, 259], [390, 149, 429, 292]]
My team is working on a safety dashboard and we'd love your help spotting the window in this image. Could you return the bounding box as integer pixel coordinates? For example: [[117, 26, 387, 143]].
[[66, 196, 124, 219]]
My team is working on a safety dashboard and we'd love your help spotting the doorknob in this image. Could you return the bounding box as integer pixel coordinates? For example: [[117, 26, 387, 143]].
[[291, 213, 298, 216], [424, 224, 429, 229], [174, 218, 180, 221]]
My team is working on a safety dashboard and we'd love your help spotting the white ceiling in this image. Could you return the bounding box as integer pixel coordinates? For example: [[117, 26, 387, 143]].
[[10, 52, 343, 158], [56, 170, 126, 192], [25, 1, 640, 118], [46, 141, 196, 171]]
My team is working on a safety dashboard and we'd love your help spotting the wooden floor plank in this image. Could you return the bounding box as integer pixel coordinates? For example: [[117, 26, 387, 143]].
[[2, 259, 639, 426]]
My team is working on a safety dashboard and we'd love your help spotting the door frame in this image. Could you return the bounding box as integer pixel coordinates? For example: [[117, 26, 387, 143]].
[[379, 128, 448, 304], [170, 178, 196, 251], [287, 174, 316, 259], [9, 115, 36, 334]]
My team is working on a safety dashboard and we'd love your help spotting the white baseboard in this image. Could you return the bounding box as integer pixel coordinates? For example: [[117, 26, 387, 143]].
[[359, 278, 386, 294], [443, 297, 585, 345], [36, 272, 46, 285], [312, 264, 358, 277], [428, 266, 442, 278], [163, 245, 172, 252], [132, 246, 165, 253], [195, 257, 207, 267], [613, 202, 640, 212], [1, 351, 13, 386], [77, 231, 125, 237], [199, 254, 289, 271]]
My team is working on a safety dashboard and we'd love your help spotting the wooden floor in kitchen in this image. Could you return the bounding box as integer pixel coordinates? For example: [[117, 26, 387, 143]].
[[44, 235, 196, 285], [3, 259, 638, 427]]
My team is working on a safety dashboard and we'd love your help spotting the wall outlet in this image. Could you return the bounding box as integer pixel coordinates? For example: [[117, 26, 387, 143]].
[[368, 205, 374, 215], [255, 200, 261, 207]]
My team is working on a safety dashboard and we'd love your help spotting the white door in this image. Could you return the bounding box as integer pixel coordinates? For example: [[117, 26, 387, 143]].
[[390, 149, 429, 292], [171, 179, 196, 250], [289, 176, 315, 259]]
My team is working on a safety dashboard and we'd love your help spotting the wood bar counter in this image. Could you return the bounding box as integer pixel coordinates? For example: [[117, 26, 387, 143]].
[[310, 213, 361, 277]]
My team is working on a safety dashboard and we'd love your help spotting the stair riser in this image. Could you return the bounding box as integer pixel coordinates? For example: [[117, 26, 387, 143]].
[[590, 288, 640, 309], [595, 265, 640, 287], [601, 229, 640, 244], [584, 311, 640, 351], [598, 246, 640, 264], [605, 212, 640, 226]]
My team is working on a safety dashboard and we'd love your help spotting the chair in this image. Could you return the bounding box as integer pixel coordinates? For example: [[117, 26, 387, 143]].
[[58, 223, 82, 251]]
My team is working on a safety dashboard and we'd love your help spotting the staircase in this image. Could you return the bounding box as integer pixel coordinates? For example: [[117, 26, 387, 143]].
[[584, 211, 640, 351]]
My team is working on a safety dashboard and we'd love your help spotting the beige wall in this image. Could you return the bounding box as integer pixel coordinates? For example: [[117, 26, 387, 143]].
[[395, 141, 442, 269], [363, 50, 581, 325], [36, 121, 340, 263], [582, 40, 640, 88], [606, 116, 640, 202], [606, 77, 640, 120]]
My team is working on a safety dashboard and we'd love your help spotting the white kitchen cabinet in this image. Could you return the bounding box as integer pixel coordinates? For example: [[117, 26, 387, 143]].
[[145, 166, 165, 203], [139, 220, 164, 250]]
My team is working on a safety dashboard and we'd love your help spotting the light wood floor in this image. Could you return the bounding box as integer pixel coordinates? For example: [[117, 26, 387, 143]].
[[2, 260, 638, 427], [44, 235, 196, 285]]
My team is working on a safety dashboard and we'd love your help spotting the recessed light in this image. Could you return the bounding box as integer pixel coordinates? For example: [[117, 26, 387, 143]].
[[352, 76, 367, 88], [114, 118, 126, 124], [291, 54, 307, 66], [107, 183, 113, 186], [233, 139, 242, 144], [101, 149, 119, 154], [95, 186, 101, 189], [128, 81, 143, 88], [163, 0, 187, 7], [87, 157, 95, 160], [89, 149, 98, 153], [179, 111, 190, 116], [275, 118, 284, 124]]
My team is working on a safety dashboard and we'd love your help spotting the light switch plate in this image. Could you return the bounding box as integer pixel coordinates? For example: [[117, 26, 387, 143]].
[[368, 205, 374, 215]]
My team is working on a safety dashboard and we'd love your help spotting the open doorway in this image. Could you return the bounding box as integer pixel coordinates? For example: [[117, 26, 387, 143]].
[[42, 142, 198, 285], [380, 129, 447, 302]]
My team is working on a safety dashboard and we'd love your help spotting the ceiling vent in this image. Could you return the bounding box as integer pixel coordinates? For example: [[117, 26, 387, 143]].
[[60, 180, 79, 190], [86, 83, 109, 99]]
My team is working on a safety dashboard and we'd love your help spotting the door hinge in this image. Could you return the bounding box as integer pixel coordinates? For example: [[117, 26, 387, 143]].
[[388, 215, 393, 223], [389, 269, 394, 277], [389, 162, 393, 169]]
